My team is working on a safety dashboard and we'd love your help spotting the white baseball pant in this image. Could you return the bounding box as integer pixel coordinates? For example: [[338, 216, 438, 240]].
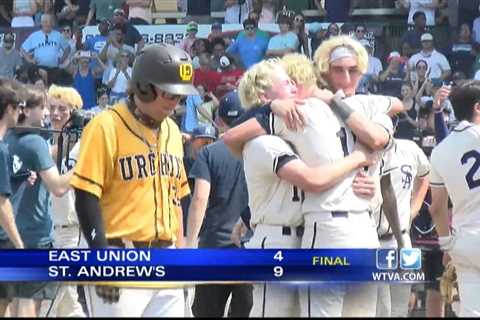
[[448, 224, 480, 317], [376, 233, 412, 317], [45, 225, 85, 317], [300, 210, 379, 317], [245, 224, 302, 317]]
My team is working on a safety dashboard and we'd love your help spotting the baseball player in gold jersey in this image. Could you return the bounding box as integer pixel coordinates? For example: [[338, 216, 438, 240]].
[[70, 44, 197, 317]]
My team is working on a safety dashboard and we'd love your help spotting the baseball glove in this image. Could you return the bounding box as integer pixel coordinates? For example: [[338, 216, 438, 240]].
[[439, 262, 460, 305]]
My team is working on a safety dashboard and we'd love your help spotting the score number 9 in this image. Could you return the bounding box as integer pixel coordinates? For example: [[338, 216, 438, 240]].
[[273, 250, 284, 278]]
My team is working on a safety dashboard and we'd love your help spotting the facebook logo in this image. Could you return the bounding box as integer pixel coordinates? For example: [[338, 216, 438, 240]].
[[400, 248, 422, 270], [376, 249, 398, 270]]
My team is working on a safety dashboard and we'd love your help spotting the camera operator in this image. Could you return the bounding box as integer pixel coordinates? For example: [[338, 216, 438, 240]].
[[45, 84, 85, 317], [4, 85, 72, 317]]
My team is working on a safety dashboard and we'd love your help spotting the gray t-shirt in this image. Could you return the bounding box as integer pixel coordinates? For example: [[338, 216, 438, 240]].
[[0, 48, 22, 79], [189, 141, 249, 248], [0, 132, 55, 248]]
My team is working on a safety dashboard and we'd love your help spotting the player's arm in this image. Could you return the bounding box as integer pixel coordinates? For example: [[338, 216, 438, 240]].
[[332, 95, 391, 151], [429, 186, 450, 239], [380, 173, 405, 248], [185, 178, 210, 248], [411, 146, 431, 219], [277, 145, 376, 193], [74, 189, 108, 248], [387, 97, 405, 117], [223, 118, 267, 158], [0, 196, 24, 248]]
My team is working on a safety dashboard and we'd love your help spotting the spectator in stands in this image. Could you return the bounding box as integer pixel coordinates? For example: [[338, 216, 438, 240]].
[[449, 23, 475, 77], [99, 24, 135, 86], [0, 32, 23, 79], [11, 0, 37, 27], [410, 59, 429, 89], [352, 23, 367, 42], [107, 50, 132, 104], [182, 92, 203, 134], [395, 82, 421, 140], [210, 38, 227, 71], [225, 0, 249, 24], [58, 24, 77, 70], [21, 14, 71, 85], [90, 86, 110, 115], [214, 56, 244, 98], [292, 12, 309, 57], [54, 0, 79, 28], [309, 23, 328, 57], [71, 51, 106, 110], [208, 22, 224, 42], [196, 86, 220, 127], [86, 0, 123, 26], [226, 18, 269, 69], [252, 0, 275, 24], [416, 78, 454, 120], [397, 0, 440, 27], [314, 0, 354, 23], [236, 11, 270, 40], [112, 8, 145, 54], [126, 0, 152, 25], [327, 22, 340, 38], [401, 11, 428, 57], [179, 21, 199, 57], [408, 33, 451, 81], [192, 39, 211, 68], [357, 39, 382, 94], [473, 4, 480, 44], [266, 15, 298, 58], [378, 51, 407, 98], [85, 18, 109, 55], [0, 1, 13, 26], [194, 53, 221, 93]]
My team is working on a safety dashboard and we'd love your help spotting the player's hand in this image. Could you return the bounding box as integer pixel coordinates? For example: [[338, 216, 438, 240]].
[[352, 143, 378, 168], [352, 171, 376, 200], [433, 85, 451, 110], [313, 87, 334, 105], [230, 219, 247, 248], [270, 98, 306, 131], [95, 285, 120, 304]]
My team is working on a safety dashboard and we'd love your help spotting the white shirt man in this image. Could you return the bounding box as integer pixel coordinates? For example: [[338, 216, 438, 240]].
[[408, 34, 451, 80]]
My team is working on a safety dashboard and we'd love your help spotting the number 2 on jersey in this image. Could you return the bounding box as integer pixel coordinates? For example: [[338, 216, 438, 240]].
[[461, 150, 480, 190]]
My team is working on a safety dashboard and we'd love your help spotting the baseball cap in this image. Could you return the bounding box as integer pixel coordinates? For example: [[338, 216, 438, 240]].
[[387, 51, 405, 63], [218, 90, 244, 125], [187, 21, 198, 33], [192, 125, 217, 140], [421, 33, 433, 41], [113, 8, 125, 16], [219, 56, 230, 68]]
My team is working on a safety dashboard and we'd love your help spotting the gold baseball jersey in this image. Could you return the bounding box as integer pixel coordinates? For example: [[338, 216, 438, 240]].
[[70, 102, 189, 242]]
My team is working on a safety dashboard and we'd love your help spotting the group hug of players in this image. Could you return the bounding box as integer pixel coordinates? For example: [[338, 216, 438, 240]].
[[223, 35, 480, 318]]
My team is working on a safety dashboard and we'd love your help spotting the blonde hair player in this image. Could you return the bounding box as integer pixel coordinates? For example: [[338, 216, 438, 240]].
[[236, 59, 378, 317]]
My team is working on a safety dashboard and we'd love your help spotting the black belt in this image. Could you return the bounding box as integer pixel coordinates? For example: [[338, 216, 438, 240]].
[[282, 226, 304, 237], [108, 238, 173, 248], [379, 229, 407, 241]]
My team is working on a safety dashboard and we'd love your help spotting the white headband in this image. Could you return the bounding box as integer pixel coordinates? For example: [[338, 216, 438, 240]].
[[329, 46, 356, 63]]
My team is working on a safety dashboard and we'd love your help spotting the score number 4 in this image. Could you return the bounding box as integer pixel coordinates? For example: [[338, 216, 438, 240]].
[[274, 250, 284, 278]]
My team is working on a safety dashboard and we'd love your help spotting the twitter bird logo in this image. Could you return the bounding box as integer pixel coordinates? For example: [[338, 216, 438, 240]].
[[400, 248, 422, 270]]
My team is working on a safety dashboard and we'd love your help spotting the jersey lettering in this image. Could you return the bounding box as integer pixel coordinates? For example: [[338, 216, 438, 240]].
[[119, 156, 134, 180], [461, 150, 480, 190], [400, 164, 413, 189], [119, 153, 183, 181]]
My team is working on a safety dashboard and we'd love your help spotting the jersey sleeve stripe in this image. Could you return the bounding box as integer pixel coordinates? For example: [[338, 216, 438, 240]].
[[382, 167, 399, 176], [274, 154, 298, 174], [418, 171, 430, 178], [72, 172, 103, 190]]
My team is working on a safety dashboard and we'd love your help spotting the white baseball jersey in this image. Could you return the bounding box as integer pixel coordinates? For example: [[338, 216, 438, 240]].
[[430, 121, 480, 228], [52, 142, 80, 226], [374, 139, 430, 236], [243, 136, 303, 227], [270, 95, 393, 213]]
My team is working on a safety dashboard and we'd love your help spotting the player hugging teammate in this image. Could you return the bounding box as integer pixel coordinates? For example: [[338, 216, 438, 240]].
[[224, 35, 414, 317]]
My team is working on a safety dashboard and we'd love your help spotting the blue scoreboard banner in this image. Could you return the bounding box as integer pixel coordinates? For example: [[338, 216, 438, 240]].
[[0, 249, 425, 283]]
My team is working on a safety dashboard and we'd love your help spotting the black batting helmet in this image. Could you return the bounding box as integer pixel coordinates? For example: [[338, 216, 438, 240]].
[[131, 44, 198, 102]]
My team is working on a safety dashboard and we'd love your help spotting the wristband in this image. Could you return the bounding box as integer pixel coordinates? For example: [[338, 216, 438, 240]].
[[332, 96, 355, 122]]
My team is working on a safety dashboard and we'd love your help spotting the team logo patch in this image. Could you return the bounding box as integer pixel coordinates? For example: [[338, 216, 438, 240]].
[[179, 63, 193, 81]]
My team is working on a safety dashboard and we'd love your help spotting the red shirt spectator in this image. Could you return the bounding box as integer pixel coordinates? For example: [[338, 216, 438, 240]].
[[214, 56, 244, 98], [194, 53, 221, 93]]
